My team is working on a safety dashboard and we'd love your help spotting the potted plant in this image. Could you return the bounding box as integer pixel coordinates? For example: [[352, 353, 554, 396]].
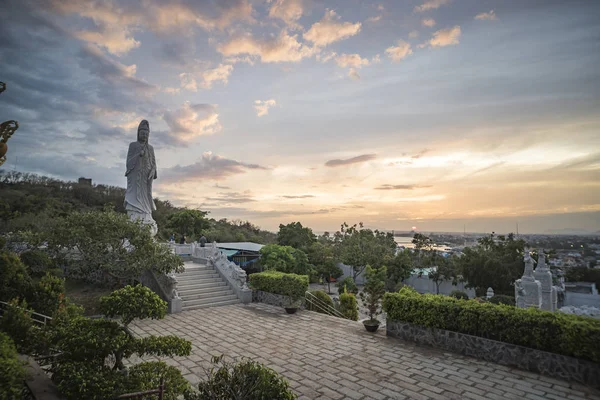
[[359, 266, 387, 332], [284, 289, 301, 314]]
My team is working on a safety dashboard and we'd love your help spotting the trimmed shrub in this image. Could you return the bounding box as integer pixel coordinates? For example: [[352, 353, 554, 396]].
[[249, 271, 309, 302], [449, 290, 469, 300], [126, 361, 191, 400], [100, 284, 167, 326], [382, 287, 600, 363], [339, 290, 359, 321], [305, 290, 334, 314], [186, 355, 297, 400], [0, 332, 27, 399], [20, 249, 54, 277], [336, 276, 358, 295], [52, 361, 124, 400], [489, 295, 515, 306]]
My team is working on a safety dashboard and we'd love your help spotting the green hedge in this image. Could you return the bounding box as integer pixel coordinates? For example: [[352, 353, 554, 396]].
[[0, 332, 27, 398], [305, 290, 334, 314], [383, 287, 600, 363], [249, 271, 308, 301], [339, 291, 359, 321], [489, 295, 516, 306]]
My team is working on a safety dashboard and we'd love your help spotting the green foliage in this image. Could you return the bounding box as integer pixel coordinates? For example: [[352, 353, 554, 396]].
[[339, 289, 359, 321], [19, 249, 54, 277], [126, 361, 191, 400], [0, 298, 40, 354], [166, 209, 210, 241], [249, 271, 309, 303], [305, 290, 334, 314], [449, 290, 469, 300], [134, 336, 192, 358], [489, 295, 515, 306], [335, 222, 397, 279], [277, 222, 316, 251], [202, 218, 276, 245], [186, 355, 297, 400], [386, 249, 413, 291], [0, 250, 32, 303], [33, 273, 66, 316], [382, 288, 600, 363], [359, 266, 387, 322], [45, 209, 183, 283], [336, 276, 358, 295], [565, 266, 600, 289], [0, 332, 27, 399], [51, 361, 124, 400], [259, 244, 311, 275], [100, 284, 167, 326]]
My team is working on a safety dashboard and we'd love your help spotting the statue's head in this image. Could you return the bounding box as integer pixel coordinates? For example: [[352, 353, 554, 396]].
[[137, 120, 150, 143]]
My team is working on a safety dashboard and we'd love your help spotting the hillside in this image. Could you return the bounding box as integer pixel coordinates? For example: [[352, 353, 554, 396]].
[[0, 170, 276, 244]]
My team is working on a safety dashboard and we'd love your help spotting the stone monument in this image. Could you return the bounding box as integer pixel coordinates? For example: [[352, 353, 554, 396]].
[[533, 250, 556, 311], [124, 120, 158, 237], [514, 249, 542, 309]]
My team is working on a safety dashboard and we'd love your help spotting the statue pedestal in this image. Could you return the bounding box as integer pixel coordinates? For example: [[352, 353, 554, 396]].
[[127, 210, 158, 237]]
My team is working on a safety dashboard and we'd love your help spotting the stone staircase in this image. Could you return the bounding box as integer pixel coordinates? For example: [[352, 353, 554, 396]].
[[175, 262, 240, 311]]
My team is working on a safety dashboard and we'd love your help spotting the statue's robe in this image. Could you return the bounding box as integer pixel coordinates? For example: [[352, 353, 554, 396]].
[[124, 141, 157, 217]]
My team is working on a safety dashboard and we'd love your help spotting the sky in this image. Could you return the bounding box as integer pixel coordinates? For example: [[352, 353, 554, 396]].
[[1, 0, 599, 234]]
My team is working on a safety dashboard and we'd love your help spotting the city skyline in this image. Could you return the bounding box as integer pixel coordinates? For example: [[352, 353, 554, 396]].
[[1, 0, 599, 234]]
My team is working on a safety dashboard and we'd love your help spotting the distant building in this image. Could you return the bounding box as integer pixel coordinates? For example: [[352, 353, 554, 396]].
[[78, 177, 92, 186], [215, 242, 263, 269]]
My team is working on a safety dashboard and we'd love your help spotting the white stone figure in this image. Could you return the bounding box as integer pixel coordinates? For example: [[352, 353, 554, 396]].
[[534, 250, 555, 311], [124, 120, 158, 236], [515, 249, 542, 309], [486, 287, 494, 299]]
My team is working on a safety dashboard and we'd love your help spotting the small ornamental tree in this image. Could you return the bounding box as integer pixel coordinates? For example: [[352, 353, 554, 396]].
[[359, 266, 387, 326], [336, 276, 358, 295], [100, 284, 167, 326], [339, 288, 359, 321]]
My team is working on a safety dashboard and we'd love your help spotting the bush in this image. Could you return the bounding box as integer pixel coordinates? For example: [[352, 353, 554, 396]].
[[0, 332, 27, 399], [0, 298, 40, 354], [126, 361, 191, 400], [186, 355, 297, 400], [336, 276, 358, 295], [19, 249, 54, 277], [52, 361, 124, 400], [449, 290, 469, 300], [100, 284, 167, 326], [382, 287, 600, 363], [305, 290, 334, 314], [339, 290, 359, 321], [33, 273, 66, 316], [489, 295, 515, 306], [249, 271, 309, 302], [0, 251, 32, 303]]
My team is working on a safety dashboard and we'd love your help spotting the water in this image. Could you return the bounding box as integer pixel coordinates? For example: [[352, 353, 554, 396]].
[[394, 236, 450, 252]]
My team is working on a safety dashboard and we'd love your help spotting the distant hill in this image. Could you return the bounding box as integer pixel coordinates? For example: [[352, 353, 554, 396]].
[[0, 170, 276, 244]]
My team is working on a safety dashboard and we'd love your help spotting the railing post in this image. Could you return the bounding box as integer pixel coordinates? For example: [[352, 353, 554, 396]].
[[158, 377, 164, 400]]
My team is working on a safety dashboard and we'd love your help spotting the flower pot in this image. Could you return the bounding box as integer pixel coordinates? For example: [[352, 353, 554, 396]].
[[363, 320, 380, 333], [284, 307, 298, 314]]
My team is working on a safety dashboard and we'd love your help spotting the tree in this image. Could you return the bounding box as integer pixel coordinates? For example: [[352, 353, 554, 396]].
[[277, 222, 316, 251], [336, 222, 396, 279], [427, 255, 457, 294], [307, 242, 342, 293], [45, 209, 183, 284], [165, 209, 210, 241], [386, 249, 414, 291], [359, 266, 387, 324], [258, 244, 311, 275], [412, 233, 433, 267]]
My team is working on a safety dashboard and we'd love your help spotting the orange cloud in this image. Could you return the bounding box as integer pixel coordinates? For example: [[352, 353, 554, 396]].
[[304, 10, 361, 47], [475, 10, 497, 21], [427, 25, 461, 48], [422, 18, 436, 27], [385, 40, 413, 61], [218, 30, 314, 63], [163, 103, 221, 141], [414, 0, 451, 13]]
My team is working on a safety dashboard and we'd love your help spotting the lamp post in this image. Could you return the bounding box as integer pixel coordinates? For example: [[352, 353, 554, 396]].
[[0, 82, 19, 167]]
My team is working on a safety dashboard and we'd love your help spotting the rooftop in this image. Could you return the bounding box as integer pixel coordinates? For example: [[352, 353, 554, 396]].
[[215, 242, 264, 252]]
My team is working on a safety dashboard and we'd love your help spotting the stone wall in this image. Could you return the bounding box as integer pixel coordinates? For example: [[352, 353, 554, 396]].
[[252, 290, 306, 308], [387, 320, 600, 388], [564, 292, 600, 308]]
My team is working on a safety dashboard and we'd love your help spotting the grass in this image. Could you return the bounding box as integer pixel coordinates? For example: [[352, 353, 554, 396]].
[[64, 279, 113, 316]]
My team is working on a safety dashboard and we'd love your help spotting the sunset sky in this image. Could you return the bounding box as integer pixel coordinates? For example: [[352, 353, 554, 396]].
[[1, 0, 599, 234]]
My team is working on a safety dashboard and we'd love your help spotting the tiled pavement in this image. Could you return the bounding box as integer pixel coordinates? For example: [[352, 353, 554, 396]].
[[129, 303, 600, 400]]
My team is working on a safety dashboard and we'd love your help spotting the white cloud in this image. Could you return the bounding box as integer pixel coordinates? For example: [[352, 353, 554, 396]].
[[475, 10, 497, 21], [348, 68, 360, 80], [218, 30, 314, 63], [414, 0, 451, 13], [335, 53, 370, 68], [268, 0, 305, 29], [366, 15, 382, 23], [201, 64, 234, 88], [422, 18, 436, 27], [385, 40, 413, 61], [427, 25, 461, 48], [179, 72, 198, 91], [409, 30, 419, 39], [74, 27, 140, 56], [304, 10, 361, 47], [254, 99, 277, 117], [163, 102, 221, 140]]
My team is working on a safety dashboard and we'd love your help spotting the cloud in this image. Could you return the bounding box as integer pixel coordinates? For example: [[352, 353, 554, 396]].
[[161, 152, 268, 181], [414, 0, 451, 13], [366, 15, 382, 23], [217, 30, 314, 63], [254, 99, 277, 117], [214, 183, 232, 190], [425, 25, 461, 48], [385, 40, 413, 61], [335, 53, 370, 68], [74, 27, 140, 56], [304, 10, 361, 47], [325, 154, 376, 167], [408, 30, 419, 39], [475, 10, 497, 21], [163, 103, 221, 141], [422, 18, 436, 27], [206, 192, 256, 203], [268, 0, 305, 29], [179, 64, 234, 91], [282, 195, 315, 199], [411, 149, 430, 159], [375, 184, 432, 190], [348, 68, 361, 80]]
